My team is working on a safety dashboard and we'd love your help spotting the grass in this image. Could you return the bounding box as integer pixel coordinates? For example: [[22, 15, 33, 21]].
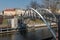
[[2, 18, 8, 25], [26, 19, 44, 24], [32, 19, 44, 24]]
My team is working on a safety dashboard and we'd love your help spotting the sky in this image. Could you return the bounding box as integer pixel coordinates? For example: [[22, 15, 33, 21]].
[[0, 0, 42, 11]]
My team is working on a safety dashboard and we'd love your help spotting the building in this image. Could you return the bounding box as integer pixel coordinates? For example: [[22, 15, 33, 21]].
[[15, 8, 25, 16], [0, 11, 3, 15], [3, 8, 16, 16], [8, 17, 18, 28], [3, 8, 26, 16], [56, 0, 60, 13]]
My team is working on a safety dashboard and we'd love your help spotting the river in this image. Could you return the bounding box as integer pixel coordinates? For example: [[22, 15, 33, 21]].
[[0, 28, 55, 40], [0, 31, 42, 40]]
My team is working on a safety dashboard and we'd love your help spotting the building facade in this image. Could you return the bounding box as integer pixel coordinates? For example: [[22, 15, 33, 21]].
[[3, 8, 16, 16], [15, 8, 25, 16], [3, 8, 26, 16], [8, 17, 18, 28]]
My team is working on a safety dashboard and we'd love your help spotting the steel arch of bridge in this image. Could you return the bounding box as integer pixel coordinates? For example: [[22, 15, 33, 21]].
[[28, 8, 56, 39]]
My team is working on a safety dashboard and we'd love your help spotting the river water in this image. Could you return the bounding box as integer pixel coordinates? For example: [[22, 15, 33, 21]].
[[0, 28, 56, 40], [0, 31, 42, 40]]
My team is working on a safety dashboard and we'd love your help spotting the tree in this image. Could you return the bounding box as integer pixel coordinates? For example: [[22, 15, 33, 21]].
[[43, 0, 60, 13], [28, 0, 40, 9]]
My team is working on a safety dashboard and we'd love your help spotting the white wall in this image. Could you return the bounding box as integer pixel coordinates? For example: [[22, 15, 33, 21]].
[[4, 11, 16, 16], [0, 11, 3, 15], [10, 17, 18, 28], [16, 9, 25, 16]]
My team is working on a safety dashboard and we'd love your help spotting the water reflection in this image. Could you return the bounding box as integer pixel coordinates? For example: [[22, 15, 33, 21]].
[[0, 32, 26, 40], [0, 31, 41, 40], [0, 28, 55, 40]]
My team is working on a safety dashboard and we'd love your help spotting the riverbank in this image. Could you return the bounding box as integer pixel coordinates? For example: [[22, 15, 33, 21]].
[[0, 30, 17, 34]]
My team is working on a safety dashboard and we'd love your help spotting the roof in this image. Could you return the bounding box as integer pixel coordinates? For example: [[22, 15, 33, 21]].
[[15, 8, 26, 11], [4, 8, 15, 11]]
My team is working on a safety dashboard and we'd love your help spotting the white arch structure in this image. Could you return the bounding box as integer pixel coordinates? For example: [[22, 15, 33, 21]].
[[30, 8, 56, 39]]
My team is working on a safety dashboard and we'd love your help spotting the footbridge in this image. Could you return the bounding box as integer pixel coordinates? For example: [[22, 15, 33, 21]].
[[17, 7, 58, 39]]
